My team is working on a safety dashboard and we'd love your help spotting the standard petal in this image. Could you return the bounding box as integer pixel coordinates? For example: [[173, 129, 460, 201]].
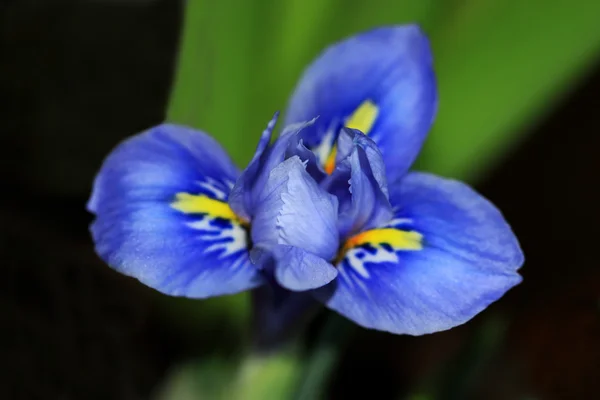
[[314, 172, 523, 335], [286, 134, 328, 183], [88, 124, 263, 298], [229, 117, 316, 218], [323, 129, 393, 238], [251, 156, 339, 261], [284, 25, 437, 181], [335, 128, 388, 196], [228, 112, 280, 220]]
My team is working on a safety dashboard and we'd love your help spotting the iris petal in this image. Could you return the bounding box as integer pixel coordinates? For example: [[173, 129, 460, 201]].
[[286, 134, 328, 183], [229, 112, 280, 220], [229, 117, 316, 218], [251, 156, 339, 260], [284, 25, 437, 182], [335, 128, 389, 196], [323, 129, 393, 238], [88, 124, 263, 298], [271, 245, 338, 291], [314, 172, 523, 335]]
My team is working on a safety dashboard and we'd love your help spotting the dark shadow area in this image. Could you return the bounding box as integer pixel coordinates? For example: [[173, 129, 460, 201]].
[[1, 1, 182, 399]]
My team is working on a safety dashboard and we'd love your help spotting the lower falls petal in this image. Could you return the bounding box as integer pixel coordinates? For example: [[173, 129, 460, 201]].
[[314, 172, 523, 335], [89, 124, 263, 299]]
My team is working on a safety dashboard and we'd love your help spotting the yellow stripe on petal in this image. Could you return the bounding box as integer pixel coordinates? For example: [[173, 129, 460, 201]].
[[335, 227, 422, 268], [322, 100, 379, 174], [342, 228, 423, 254], [171, 192, 250, 258], [171, 193, 246, 224], [345, 99, 379, 134], [324, 146, 338, 174]]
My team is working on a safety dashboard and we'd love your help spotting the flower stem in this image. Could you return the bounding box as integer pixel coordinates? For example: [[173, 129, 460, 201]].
[[294, 314, 355, 400]]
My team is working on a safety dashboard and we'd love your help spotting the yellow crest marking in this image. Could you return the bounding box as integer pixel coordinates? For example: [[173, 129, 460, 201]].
[[324, 146, 338, 175], [337, 228, 422, 264], [323, 100, 379, 174], [171, 193, 246, 224], [345, 99, 379, 134]]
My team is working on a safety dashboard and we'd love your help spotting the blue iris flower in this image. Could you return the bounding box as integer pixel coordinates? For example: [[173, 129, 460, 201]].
[[88, 25, 523, 336]]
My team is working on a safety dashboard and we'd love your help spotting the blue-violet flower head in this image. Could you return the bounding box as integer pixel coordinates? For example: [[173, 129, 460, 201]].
[[87, 25, 523, 335]]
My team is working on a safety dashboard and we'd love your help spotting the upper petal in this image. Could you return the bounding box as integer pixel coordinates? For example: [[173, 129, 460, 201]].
[[314, 172, 523, 335], [228, 112, 280, 220], [284, 25, 437, 182], [323, 129, 393, 238], [251, 156, 339, 261], [88, 124, 263, 298], [229, 116, 316, 218]]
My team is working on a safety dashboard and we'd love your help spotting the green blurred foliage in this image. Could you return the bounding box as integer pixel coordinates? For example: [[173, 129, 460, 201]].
[[155, 358, 235, 400], [161, 0, 600, 398], [167, 0, 600, 180], [156, 351, 304, 400]]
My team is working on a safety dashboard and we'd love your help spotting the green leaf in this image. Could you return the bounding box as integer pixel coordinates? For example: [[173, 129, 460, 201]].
[[417, 0, 600, 181], [156, 349, 305, 400], [154, 358, 235, 400], [166, 0, 258, 165], [231, 350, 305, 400], [168, 0, 600, 182]]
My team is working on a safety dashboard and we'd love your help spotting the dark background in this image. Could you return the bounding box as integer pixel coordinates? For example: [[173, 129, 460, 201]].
[[1, 1, 598, 399]]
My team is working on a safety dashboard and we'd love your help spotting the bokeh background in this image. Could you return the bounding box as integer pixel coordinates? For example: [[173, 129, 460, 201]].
[[2, 0, 599, 399]]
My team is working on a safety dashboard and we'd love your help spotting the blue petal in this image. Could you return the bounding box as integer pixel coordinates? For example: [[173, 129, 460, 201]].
[[284, 25, 437, 181], [323, 129, 393, 238], [335, 128, 388, 196], [251, 156, 339, 261], [287, 134, 328, 183], [271, 245, 338, 291], [88, 124, 263, 298], [314, 172, 523, 335], [229, 112, 280, 220], [229, 117, 316, 218], [252, 111, 280, 164]]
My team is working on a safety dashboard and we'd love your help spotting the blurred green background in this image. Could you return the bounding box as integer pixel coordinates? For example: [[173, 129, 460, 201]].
[[168, 0, 600, 180], [2, 0, 600, 399]]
